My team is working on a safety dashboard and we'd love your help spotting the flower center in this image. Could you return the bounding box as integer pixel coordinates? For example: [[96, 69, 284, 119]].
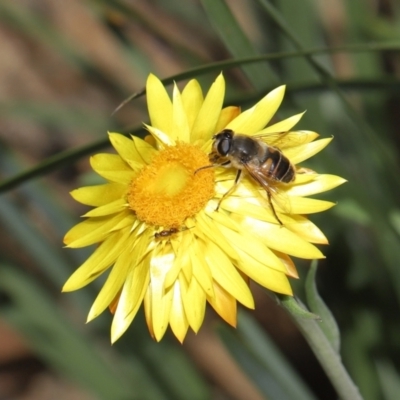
[[128, 143, 214, 227]]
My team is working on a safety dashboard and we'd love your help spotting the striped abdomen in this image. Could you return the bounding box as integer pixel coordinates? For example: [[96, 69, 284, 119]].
[[258, 145, 295, 183]]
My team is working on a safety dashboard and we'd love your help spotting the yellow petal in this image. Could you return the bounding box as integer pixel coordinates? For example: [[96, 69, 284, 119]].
[[146, 74, 173, 136], [64, 210, 131, 248], [241, 217, 325, 259], [286, 216, 329, 244], [111, 255, 150, 343], [131, 135, 157, 164], [293, 173, 319, 185], [90, 154, 134, 184], [256, 112, 305, 135], [227, 86, 285, 134], [207, 282, 237, 326], [287, 174, 347, 197], [273, 250, 298, 278], [172, 82, 190, 142], [191, 73, 225, 142], [110, 212, 138, 232], [149, 247, 175, 341], [169, 276, 189, 343], [219, 195, 276, 224], [145, 124, 175, 147], [108, 132, 146, 169], [87, 246, 133, 321], [284, 138, 333, 165], [83, 199, 127, 217], [288, 196, 336, 214], [217, 223, 287, 273], [205, 207, 241, 232], [63, 229, 130, 291], [235, 249, 293, 295], [164, 231, 192, 289], [203, 240, 254, 309], [190, 239, 215, 298], [184, 278, 206, 332], [144, 287, 154, 339], [215, 106, 241, 133], [182, 79, 204, 130], [196, 212, 239, 261], [70, 182, 126, 206]]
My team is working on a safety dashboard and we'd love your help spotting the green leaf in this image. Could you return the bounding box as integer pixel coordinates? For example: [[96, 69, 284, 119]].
[[0, 264, 165, 400], [235, 310, 317, 400], [277, 294, 320, 320], [201, 0, 278, 88], [305, 261, 341, 353], [375, 359, 400, 400]]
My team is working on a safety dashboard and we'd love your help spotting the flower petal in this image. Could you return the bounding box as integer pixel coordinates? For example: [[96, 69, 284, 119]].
[[207, 281, 237, 326], [190, 240, 215, 298], [90, 154, 134, 184], [131, 135, 157, 164], [217, 224, 287, 273], [191, 73, 225, 142], [284, 138, 333, 165], [83, 199, 127, 217], [287, 175, 347, 197], [111, 254, 150, 343], [63, 229, 131, 291], [288, 196, 336, 214], [273, 250, 299, 278], [145, 124, 175, 147], [164, 231, 192, 289], [227, 86, 285, 134], [241, 217, 325, 259], [256, 112, 305, 135], [203, 240, 254, 309], [184, 278, 206, 332], [196, 212, 239, 261], [169, 276, 189, 343], [219, 195, 277, 224], [70, 182, 126, 206], [149, 246, 175, 341], [146, 74, 173, 135], [87, 246, 133, 321], [64, 210, 132, 248], [235, 249, 293, 295], [182, 79, 204, 130], [215, 106, 241, 133], [108, 132, 146, 169], [287, 216, 329, 244], [172, 83, 190, 142]]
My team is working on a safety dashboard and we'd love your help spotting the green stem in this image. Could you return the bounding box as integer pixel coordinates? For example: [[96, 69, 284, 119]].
[[114, 41, 400, 112], [2, 39, 400, 194], [281, 300, 363, 400], [0, 126, 142, 193]]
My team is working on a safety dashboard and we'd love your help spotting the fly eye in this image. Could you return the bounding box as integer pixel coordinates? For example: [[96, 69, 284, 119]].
[[217, 138, 231, 155]]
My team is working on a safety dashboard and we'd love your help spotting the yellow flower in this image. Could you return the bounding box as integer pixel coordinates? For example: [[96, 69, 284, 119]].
[[63, 73, 345, 343]]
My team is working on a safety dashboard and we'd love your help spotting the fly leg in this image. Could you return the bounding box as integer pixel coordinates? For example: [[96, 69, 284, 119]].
[[216, 169, 242, 211], [266, 189, 283, 225], [194, 160, 231, 175]]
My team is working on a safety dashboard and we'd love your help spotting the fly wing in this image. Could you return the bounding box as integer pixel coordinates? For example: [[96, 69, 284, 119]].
[[250, 130, 318, 149], [243, 163, 292, 214]]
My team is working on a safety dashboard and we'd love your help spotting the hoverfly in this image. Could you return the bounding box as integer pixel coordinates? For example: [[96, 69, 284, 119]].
[[197, 129, 298, 225]]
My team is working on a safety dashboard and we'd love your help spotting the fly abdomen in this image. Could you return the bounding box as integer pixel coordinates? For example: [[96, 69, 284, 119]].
[[261, 147, 295, 183]]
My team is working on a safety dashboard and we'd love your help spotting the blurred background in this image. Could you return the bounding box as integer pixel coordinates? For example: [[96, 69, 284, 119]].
[[1, 0, 400, 399]]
